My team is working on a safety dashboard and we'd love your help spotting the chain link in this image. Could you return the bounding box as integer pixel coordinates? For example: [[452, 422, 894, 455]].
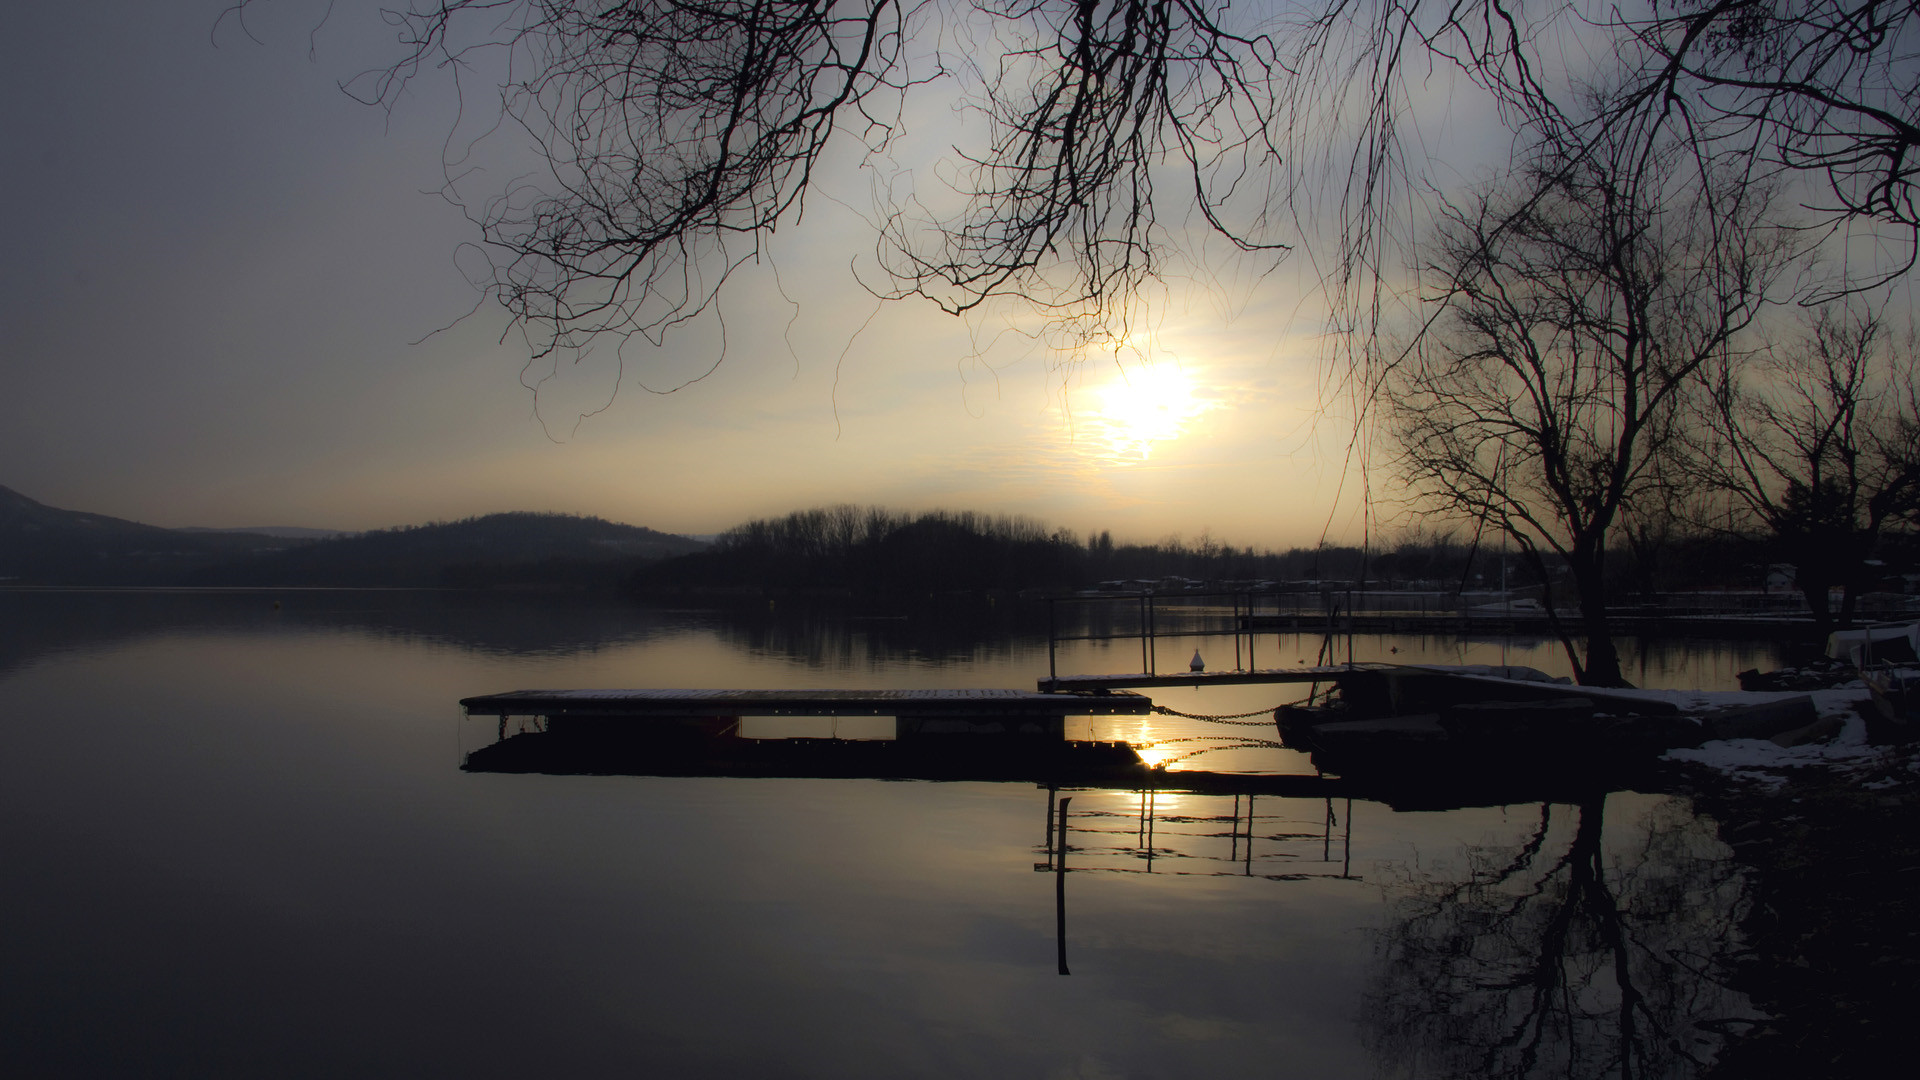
[[1149, 704, 1285, 724]]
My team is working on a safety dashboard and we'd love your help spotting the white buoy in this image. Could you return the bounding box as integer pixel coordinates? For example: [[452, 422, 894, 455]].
[[1189, 650, 1205, 672]]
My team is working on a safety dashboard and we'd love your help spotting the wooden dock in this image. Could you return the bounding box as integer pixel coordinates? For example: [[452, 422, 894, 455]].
[[1037, 664, 1390, 693], [460, 687, 1153, 720]]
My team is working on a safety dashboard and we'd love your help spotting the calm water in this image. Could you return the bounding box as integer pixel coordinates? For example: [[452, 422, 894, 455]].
[[0, 592, 1767, 1077]]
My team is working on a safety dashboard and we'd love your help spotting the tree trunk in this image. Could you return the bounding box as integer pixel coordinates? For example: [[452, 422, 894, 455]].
[[1570, 554, 1630, 687], [1798, 571, 1834, 638], [1579, 600, 1628, 688]]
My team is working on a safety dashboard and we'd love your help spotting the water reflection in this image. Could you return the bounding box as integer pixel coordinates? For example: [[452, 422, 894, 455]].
[[2, 588, 1794, 692], [1364, 795, 1755, 1079], [464, 718, 1756, 1077], [0, 590, 1767, 1076], [1041, 787, 1356, 882]]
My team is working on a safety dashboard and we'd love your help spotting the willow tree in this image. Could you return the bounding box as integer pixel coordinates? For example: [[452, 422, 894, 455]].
[[1384, 130, 1787, 687]]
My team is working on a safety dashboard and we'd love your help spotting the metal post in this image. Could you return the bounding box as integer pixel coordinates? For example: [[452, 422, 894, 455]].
[[1139, 594, 1149, 674], [1233, 592, 1243, 671], [1342, 797, 1353, 879], [1244, 794, 1255, 876], [1147, 596, 1157, 674], [1044, 784, 1057, 854], [1145, 788, 1156, 872], [1048, 599, 1058, 684], [1346, 584, 1355, 667]]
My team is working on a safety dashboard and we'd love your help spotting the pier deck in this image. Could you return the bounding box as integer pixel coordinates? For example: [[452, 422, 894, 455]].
[[461, 687, 1154, 720], [1038, 664, 1390, 693]]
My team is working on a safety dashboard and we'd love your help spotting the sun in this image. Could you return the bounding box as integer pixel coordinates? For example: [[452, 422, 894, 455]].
[[1083, 363, 1207, 464]]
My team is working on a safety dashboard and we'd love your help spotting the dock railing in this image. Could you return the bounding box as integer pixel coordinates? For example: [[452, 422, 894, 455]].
[[1046, 590, 1336, 683]]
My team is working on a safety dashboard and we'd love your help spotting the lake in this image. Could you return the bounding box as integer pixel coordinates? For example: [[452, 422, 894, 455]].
[[0, 591, 1771, 1077]]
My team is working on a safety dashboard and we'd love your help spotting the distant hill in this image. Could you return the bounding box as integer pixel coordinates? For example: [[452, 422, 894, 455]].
[[0, 486, 706, 588], [176, 525, 348, 540], [0, 485, 289, 585], [184, 512, 708, 587]]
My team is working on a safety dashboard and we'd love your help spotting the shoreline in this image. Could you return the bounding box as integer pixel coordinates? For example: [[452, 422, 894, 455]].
[[1672, 737, 1919, 1078]]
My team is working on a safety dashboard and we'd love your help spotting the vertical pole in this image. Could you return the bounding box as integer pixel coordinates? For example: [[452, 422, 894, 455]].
[[1346, 584, 1355, 667], [1048, 598, 1058, 684], [1139, 594, 1149, 674], [1056, 796, 1072, 976], [1233, 593, 1243, 671], [1148, 596, 1157, 675], [1250, 591, 1257, 672], [1230, 794, 1241, 862]]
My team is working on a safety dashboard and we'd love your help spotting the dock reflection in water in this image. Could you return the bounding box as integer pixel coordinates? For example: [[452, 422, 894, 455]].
[[465, 713, 1757, 1078], [1, 590, 1771, 1078], [1039, 787, 1355, 882]]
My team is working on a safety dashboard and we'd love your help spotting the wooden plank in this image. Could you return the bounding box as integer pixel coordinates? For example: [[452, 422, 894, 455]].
[[461, 687, 1154, 718]]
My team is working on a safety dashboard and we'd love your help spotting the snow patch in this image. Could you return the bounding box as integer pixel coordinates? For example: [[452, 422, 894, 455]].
[[1663, 688, 1884, 782]]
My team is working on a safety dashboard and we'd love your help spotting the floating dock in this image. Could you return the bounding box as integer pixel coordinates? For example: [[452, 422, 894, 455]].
[[1037, 665, 1385, 693], [461, 687, 1153, 720], [459, 688, 1163, 788]]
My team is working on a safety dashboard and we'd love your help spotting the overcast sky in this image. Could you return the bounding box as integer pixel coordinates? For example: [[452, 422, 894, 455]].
[[0, 1, 1439, 546]]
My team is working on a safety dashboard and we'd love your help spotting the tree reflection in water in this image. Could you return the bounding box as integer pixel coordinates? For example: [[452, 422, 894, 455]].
[[1364, 795, 1757, 1079]]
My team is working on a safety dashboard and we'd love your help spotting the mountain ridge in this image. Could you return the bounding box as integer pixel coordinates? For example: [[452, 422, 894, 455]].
[[0, 486, 706, 587]]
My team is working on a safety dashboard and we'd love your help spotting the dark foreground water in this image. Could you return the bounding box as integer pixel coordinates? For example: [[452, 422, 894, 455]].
[[0, 592, 1770, 1078]]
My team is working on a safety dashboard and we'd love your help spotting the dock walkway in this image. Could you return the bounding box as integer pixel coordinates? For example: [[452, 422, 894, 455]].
[[1038, 664, 1389, 693], [461, 687, 1153, 720]]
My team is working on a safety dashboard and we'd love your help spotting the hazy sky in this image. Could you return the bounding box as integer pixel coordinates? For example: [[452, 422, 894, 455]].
[[2, 1, 1425, 546]]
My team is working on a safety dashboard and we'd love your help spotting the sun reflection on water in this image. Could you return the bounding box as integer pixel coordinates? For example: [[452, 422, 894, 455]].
[[1134, 741, 1181, 769]]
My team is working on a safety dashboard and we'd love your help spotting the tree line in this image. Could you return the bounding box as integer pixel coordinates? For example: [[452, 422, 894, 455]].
[[628, 503, 1920, 608], [631, 504, 1358, 594]]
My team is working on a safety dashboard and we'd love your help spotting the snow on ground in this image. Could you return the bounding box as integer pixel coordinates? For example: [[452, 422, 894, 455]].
[[1663, 687, 1888, 788]]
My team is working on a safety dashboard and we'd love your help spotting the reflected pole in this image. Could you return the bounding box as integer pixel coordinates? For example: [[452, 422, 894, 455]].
[[1245, 793, 1255, 876], [1044, 783, 1057, 853], [1056, 796, 1071, 976]]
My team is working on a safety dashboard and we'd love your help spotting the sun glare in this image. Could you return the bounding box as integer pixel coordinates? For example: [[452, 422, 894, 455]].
[[1134, 741, 1181, 769], [1082, 363, 1210, 464]]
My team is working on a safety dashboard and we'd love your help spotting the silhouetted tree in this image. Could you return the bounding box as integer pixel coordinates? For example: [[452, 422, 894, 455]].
[[1385, 124, 1786, 686], [1693, 307, 1920, 632]]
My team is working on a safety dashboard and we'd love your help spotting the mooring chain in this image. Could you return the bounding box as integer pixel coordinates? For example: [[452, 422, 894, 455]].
[[1149, 704, 1286, 724]]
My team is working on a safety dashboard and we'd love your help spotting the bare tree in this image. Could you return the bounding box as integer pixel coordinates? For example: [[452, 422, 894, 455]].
[[1693, 307, 1920, 632], [1618, 0, 1920, 282], [1384, 130, 1786, 687]]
